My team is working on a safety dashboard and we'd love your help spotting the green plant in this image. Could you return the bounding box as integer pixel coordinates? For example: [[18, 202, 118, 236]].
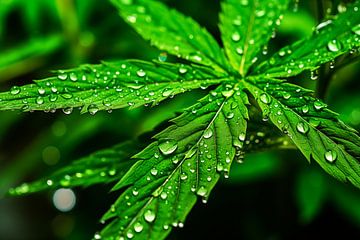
[[2, 0, 360, 239]]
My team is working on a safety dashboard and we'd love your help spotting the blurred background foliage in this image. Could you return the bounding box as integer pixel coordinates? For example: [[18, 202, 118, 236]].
[[0, 0, 359, 239]]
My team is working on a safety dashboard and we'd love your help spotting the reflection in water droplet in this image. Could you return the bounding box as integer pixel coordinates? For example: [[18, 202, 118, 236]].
[[158, 139, 178, 155], [144, 209, 156, 223], [296, 122, 309, 134], [324, 150, 337, 163]]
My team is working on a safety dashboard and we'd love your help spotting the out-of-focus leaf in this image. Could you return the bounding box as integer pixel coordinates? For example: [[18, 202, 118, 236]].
[[295, 169, 327, 223], [254, 1, 360, 77]]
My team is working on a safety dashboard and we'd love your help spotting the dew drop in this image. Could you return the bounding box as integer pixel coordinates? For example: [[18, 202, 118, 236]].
[[302, 105, 309, 114], [144, 209, 156, 223], [10, 86, 21, 95], [58, 73, 68, 81], [158, 52, 168, 62], [62, 107, 73, 115], [38, 88, 46, 95], [314, 101, 326, 110], [150, 168, 158, 176], [158, 139, 178, 155], [136, 69, 146, 77], [260, 93, 271, 104], [296, 122, 309, 134], [134, 222, 143, 233], [88, 104, 99, 115], [324, 150, 337, 163], [327, 40, 341, 52], [196, 186, 207, 197], [231, 32, 241, 42], [178, 66, 188, 74], [203, 128, 213, 139]]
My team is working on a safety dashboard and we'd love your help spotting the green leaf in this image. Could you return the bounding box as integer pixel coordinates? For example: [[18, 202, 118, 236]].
[[99, 86, 249, 240], [254, 1, 360, 77], [8, 141, 140, 196], [245, 76, 360, 189], [219, 0, 289, 76], [111, 0, 230, 72], [0, 60, 227, 113]]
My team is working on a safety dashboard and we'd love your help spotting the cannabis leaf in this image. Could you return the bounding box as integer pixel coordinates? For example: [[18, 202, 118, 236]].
[[8, 141, 140, 196], [0, 60, 227, 113], [2, 0, 360, 239], [219, 0, 289, 75]]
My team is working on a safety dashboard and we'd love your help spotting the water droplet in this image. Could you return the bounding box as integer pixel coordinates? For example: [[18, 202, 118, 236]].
[[196, 186, 207, 197], [239, 133, 246, 141], [327, 40, 341, 52], [162, 89, 173, 97], [46, 179, 53, 186], [255, 10, 265, 17], [324, 150, 337, 163], [88, 104, 99, 115], [282, 92, 291, 100], [58, 72, 67, 80], [144, 209, 156, 223], [203, 128, 213, 139], [36, 96, 44, 105], [94, 232, 101, 239], [150, 168, 158, 176], [158, 52, 168, 62], [260, 93, 271, 104], [160, 192, 168, 200], [314, 101, 326, 110], [127, 15, 137, 23], [38, 88, 46, 95], [231, 32, 241, 42], [62, 107, 73, 115], [126, 230, 134, 239], [296, 122, 309, 134], [236, 47, 244, 55], [226, 112, 234, 119], [69, 73, 78, 81], [302, 105, 309, 114], [221, 89, 234, 98], [136, 69, 146, 77], [10, 86, 21, 95], [134, 222, 143, 233], [158, 139, 178, 155], [315, 20, 332, 32], [178, 66, 188, 74], [310, 70, 319, 80]]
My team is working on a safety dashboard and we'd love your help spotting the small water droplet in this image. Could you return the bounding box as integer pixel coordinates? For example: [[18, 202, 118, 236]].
[[58, 73, 68, 80], [314, 101, 326, 110], [324, 150, 337, 163], [150, 168, 158, 176], [178, 66, 188, 74], [158, 52, 168, 62], [302, 105, 309, 114], [136, 69, 146, 77], [144, 209, 156, 223], [158, 139, 178, 155]]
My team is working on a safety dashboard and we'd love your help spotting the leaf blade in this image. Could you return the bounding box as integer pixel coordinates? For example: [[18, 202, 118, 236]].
[[245, 76, 360, 189], [111, 0, 230, 71], [99, 85, 249, 240], [219, 0, 289, 75], [254, 1, 360, 77], [0, 60, 227, 113]]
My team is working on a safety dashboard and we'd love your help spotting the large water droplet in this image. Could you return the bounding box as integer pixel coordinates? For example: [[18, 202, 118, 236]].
[[327, 40, 341, 52], [136, 69, 146, 77], [158, 139, 178, 155], [196, 186, 207, 197], [260, 93, 271, 104], [203, 128, 213, 139], [144, 209, 156, 223], [296, 122, 309, 134], [324, 150, 337, 163], [10, 86, 21, 95], [88, 104, 99, 115]]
